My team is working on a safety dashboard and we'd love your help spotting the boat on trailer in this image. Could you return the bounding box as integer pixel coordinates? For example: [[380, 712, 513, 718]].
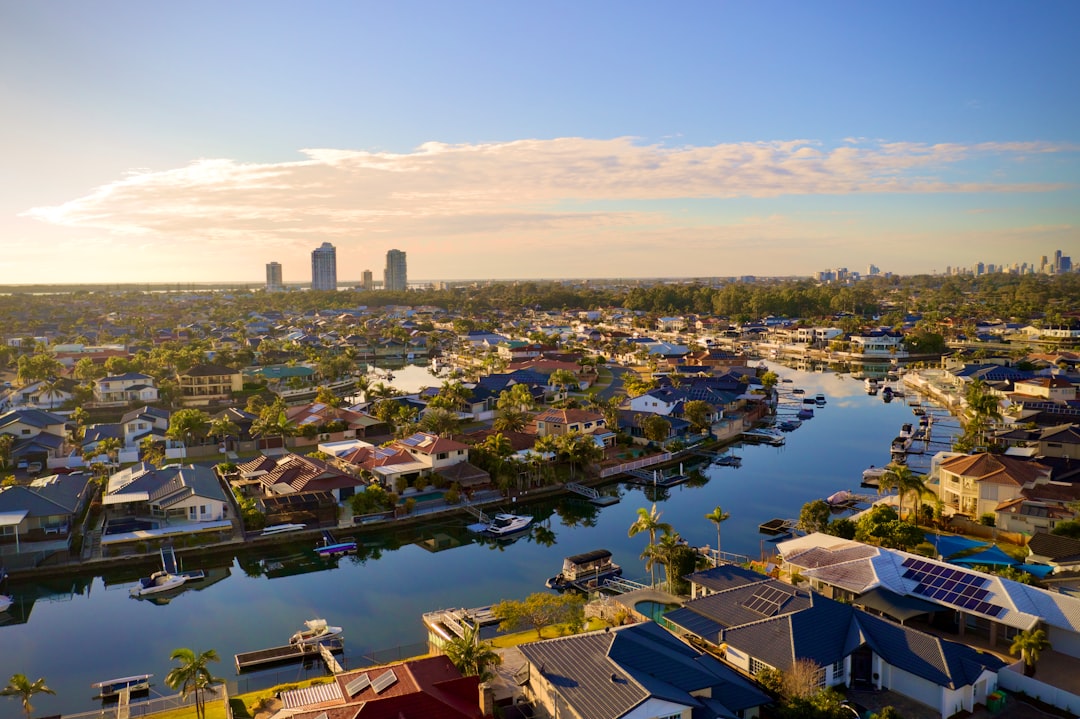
[[546, 549, 622, 591], [92, 674, 152, 699]]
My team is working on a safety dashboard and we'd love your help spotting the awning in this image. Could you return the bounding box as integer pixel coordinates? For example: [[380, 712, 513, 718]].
[[926, 532, 988, 559], [854, 587, 946, 622], [952, 545, 1017, 567], [0, 510, 29, 527]]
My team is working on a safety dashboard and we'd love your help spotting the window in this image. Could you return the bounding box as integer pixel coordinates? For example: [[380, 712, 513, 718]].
[[189, 507, 197, 520], [437, 452, 447, 460], [832, 659, 845, 682], [200, 505, 207, 516], [656, 714, 683, 719]]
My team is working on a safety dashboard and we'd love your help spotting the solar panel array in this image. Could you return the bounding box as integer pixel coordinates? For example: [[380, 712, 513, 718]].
[[742, 584, 794, 617], [344, 674, 371, 697], [901, 557, 1006, 618], [371, 668, 398, 694]]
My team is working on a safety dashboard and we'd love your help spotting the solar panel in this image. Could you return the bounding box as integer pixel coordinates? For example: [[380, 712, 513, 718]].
[[345, 674, 371, 697], [371, 668, 398, 694], [742, 584, 793, 616]]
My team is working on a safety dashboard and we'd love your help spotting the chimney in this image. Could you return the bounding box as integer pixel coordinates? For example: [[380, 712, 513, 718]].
[[479, 681, 495, 718]]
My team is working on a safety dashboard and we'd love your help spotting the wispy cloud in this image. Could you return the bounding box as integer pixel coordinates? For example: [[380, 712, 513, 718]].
[[26, 137, 1073, 239]]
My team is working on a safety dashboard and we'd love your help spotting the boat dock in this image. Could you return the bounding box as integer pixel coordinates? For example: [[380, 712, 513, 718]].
[[234, 638, 344, 673], [565, 482, 619, 506], [624, 468, 688, 487], [422, 605, 501, 644], [759, 518, 796, 535], [741, 430, 785, 446]]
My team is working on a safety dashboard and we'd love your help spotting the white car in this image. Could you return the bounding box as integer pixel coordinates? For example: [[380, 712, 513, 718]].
[[26, 461, 43, 475]]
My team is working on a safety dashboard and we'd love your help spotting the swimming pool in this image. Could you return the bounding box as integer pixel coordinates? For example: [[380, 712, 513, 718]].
[[104, 518, 157, 535], [400, 491, 445, 504], [635, 600, 679, 622]]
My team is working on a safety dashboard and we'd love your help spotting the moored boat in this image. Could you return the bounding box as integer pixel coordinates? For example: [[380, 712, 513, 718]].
[[815, 393, 826, 405], [546, 549, 622, 591], [130, 570, 188, 597], [0, 594, 11, 613], [483, 513, 534, 537], [316, 530, 356, 556], [289, 618, 343, 645]]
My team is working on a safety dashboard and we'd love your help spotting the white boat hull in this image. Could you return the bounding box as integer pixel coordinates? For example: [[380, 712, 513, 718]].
[[130, 572, 187, 597]]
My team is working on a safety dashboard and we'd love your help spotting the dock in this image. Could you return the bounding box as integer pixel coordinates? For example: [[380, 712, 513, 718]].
[[234, 638, 344, 672], [565, 482, 620, 506], [759, 518, 796, 535], [624, 468, 688, 487]]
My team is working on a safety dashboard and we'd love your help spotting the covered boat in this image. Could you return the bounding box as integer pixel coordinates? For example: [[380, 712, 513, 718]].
[[483, 513, 533, 537], [289, 618, 343, 645], [546, 549, 622, 590]]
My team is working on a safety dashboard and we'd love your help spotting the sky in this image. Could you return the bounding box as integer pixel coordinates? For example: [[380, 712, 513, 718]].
[[2, 1, 1079, 285]]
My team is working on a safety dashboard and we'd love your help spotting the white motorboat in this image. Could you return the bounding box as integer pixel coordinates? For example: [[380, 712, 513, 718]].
[[290, 618, 343, 645], [130, 571, 188, 597], [483, 513, 534, 537]]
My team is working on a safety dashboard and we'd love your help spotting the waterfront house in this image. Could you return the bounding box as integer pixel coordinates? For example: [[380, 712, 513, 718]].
[[234, 452, 364, 502], [104, 462, 231, 524], [1012, 376, 1078, 403], [534, 408, 606, 438], [276, 655, 482, 719], [394, 432, 470, 472], [934, 452, 1052, 519], [776, 534, 1080, 661], [92, 372, 159, 406], [177, 363, 243, 406], [0, 408, 70, 468], [848, 329, 906, 357], [518, 621, 771, 719], [0, 472, 92, 546], [665, 564, 1006, 718]]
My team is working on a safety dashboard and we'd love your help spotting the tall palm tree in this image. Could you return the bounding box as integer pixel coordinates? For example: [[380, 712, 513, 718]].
[[655, 530, 685, 591], [1009, 628, 1051, 677], [442, 622, 502, 681], [897, 471, 933, 527], [705, 506, 731, 566], [1, 673, 55, 719], [879, 462, 908, 521], [628, 504, 672, 586], [164, 648, 223, 719]]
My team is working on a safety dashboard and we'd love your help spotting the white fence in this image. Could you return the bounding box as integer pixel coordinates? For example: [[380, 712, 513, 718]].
[[599, 452, 673, 479], [998, 660, 1080, 715]]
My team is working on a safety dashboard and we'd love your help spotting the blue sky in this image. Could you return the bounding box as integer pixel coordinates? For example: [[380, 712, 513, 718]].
[[3, 1, 1078, 284]]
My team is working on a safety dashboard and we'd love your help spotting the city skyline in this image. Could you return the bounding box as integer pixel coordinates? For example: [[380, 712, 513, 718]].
[[3, 3, 1079, 285]]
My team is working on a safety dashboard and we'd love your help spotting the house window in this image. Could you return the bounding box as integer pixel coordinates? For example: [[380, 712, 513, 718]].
[[749, 657, 771, 676], [832, 659, 845, 683], [189, 507, 197, 520], [656, 714, 682, 719], [200, 505, 207, 516], [437, 452, 447, 460]]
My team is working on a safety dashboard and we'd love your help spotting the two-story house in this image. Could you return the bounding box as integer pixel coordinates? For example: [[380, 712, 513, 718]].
[[177, 364, 243, 406], [935, 452, 1051, 519], [93, 372, 159, 406]]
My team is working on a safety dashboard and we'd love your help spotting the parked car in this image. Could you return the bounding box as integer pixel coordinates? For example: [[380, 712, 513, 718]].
[[16, 459, 28, 470], [26, 461, 43, 475]]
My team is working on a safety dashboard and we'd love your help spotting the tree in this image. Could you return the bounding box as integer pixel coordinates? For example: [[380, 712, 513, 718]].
[[164, 648, 224, 719], [798, 499, 832, 535], [548, 369, 578, 395], [251, 401, 297, 448], [442, 622, 502, 681], [207, 416, 240, 446], [493, 407, 531, 433], [491, 592, 584, 639], [0, 434, 13, 471], [628, 504, 672, 586], [420, 407, 461, 437], [1, 673, 55, 719], [314, 385, 342, 408], [1009, 628, 1051, 677], [498, 383, 536, 412], [636, 413, 671, 444], [554, 431, 602, 480], [682, 400, 713, 434], [140, 436, 166, 466], [167, 409, 211, 446], [705, 505, 730, 565]]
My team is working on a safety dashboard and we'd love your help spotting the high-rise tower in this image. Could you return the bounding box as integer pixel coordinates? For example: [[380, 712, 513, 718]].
[[265, 261, 283, 291], [384, 249, 407, 292], [311, 242, 337, 291]]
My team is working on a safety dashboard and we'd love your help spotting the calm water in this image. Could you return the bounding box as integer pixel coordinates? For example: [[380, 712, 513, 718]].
[[0, 365, 957, 716]]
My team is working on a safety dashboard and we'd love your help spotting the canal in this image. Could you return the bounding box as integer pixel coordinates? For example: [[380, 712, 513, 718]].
[[0, 364, 958, 716]]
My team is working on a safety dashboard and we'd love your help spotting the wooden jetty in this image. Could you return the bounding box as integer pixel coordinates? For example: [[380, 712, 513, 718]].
[[624, 468, 688, 488], [235, 638, 344, 672], [565, 482, 620, 506], [759, 518, 796, 535]]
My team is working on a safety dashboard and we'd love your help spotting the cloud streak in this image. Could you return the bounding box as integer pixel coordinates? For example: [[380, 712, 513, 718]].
[[27, 137, 1072, 239]]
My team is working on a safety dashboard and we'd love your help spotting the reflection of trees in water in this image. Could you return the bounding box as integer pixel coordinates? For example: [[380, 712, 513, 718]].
[[555, 499, 599, 528], [531, 524, 557, 547]]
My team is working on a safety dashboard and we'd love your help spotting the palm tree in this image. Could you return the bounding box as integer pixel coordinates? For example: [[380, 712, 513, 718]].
[[655, 530, 685, 591], [879, 462, 908, 520], [442, 622, 502, 681], [207, 417, 240, 449], [705, 506, 731, 566], [1, 673, 55, 719], [1009, 628, 1051, 677], [882, 463, 931, 525], [99, 436, 122, 466], [628, 504, 672, 586], [164, 648, 224, 719]]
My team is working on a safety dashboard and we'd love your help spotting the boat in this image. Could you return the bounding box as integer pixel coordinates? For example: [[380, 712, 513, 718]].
[[546, 549, 622, 590], [316, 530, 356, 556], [741, 429, 785, 445], [797, 407, 814, 419], [261, 523, 307, 536], [289, 618, 343, 645], [826, 490, 855, 507], [792, 388, 805, 394], [861, 466, 887, 488], [130, 570, 188, 597], [777, 419, 801, 432], [865, 378, 879, 394], [0, 594, 11, 613], [815, 393, 826, 405], [714, 454, 742, 466], [759, 518, 793, 535], [899, 423, 913, 439], [92, 674, 152, 699], [483, 513, 534, 537]]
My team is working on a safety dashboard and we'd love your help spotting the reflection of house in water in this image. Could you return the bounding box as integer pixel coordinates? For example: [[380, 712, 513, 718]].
[[240, 550, 339, 580], [415, 531, 465, 553], [0, 575, 92, 626]]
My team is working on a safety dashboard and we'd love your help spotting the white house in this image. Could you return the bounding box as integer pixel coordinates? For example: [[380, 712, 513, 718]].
[[93, 373, 159, 405]]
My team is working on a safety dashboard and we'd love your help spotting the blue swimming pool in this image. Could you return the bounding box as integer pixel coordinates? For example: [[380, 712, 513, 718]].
[[104, 518, 157, 535]]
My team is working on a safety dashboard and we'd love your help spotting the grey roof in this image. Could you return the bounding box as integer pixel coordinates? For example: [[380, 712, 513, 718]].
[[519, 623, 769, 719], [785, 543, 878, 569], [1027, 531, 1080, 563], [687, 564, 771, 594], [0, 473, 90, 518], [120, 406, 170, 424], [107, 464, 228, 505], [0, 408, 67, 430]]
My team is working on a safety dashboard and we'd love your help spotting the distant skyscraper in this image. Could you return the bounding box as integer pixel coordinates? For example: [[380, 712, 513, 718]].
[[384, 249, 407, 292], [265, 261, 282, 291], [311, 242, 337, 291], [361, 269, 373, 290]]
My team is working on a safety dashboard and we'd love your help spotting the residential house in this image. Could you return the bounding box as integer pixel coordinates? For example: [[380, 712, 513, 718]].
[[119, 406, 172, 448], [93, 372, 159, 406], [534, 409, 606, 438], [1026, 532, 1080, 574], [934, 452, 1052, 519], [285, 402, 389, 439], [1012, 376, 1077, 403], [0, 408, 70, 467], [848, 329, 906, 356], [518, 621, 771, 719], [665, 563, 1006, 718], [0, 472, 92, 545], [177, 364, 243, 406], [775, 533, 1080, 660], [3, 377, 79, 410], [103, 463, 231, 524], [234, 452, 365, 502], [396, 432, 470, 472], [994, 424, 1080, 460], [275, 655, 482, 719]]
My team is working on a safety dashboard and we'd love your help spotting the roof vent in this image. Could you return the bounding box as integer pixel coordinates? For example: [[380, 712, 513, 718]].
[[611, 674, 618, 683]]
